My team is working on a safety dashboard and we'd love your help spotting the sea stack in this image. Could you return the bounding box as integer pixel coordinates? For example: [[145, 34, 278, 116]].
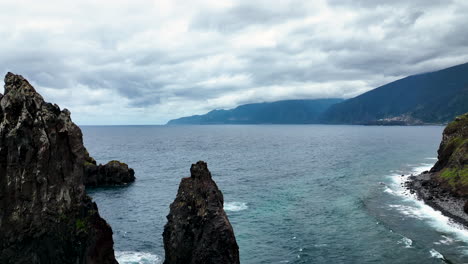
[[163, 161, 240, 264], [0, 73, 117, 263], [84, 150, 135, 187]]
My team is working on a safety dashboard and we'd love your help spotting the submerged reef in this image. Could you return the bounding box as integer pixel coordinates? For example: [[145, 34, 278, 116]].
[[0, 73, 117, 263], [163, 161, 240, 264]]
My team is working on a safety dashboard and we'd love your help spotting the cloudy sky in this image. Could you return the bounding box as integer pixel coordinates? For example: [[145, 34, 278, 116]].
[[1, 0, 467, 125]]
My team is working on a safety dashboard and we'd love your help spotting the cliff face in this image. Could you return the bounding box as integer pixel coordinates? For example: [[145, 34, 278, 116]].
[[0, 73, 117, 263], [163, 161, 239, 264], [84, 150, 135, 187], [431, 113, 468, 196]]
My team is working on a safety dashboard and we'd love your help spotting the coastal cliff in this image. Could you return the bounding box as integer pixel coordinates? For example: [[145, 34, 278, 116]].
[[407, 113, 468, 225], [84, 150, 135, 187], [163, 161, 240, 264], [0, 73, 117, 263]]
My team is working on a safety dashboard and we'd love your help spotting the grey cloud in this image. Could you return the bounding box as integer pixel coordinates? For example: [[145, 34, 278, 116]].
[[191, 2, 309, 32], [0, 0, 467, 124]]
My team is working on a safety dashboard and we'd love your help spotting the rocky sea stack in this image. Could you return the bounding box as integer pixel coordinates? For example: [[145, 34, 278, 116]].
[[84, 150, 135, 187], [0, 73, 117, 263], [163, 161, 240, 264], [407, 113, 468, 225]]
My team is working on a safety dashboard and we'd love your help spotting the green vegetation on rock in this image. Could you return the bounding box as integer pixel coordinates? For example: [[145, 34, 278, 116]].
[[441, 166, 468, 187], [75, 218, 88, 232], [434, 113, 468, 195]]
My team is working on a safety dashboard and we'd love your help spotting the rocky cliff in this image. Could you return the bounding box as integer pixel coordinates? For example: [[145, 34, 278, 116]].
[[431, 113, 468, 196], [406, 113, 468, 225], [163, 161, 239, 264], [0, 73, 117, 263], [84, 150, 135, 187]]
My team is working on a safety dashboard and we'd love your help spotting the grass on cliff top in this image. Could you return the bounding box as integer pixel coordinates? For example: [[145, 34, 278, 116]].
[[445, 113, 468, 134], [441, 166, 468, 187]]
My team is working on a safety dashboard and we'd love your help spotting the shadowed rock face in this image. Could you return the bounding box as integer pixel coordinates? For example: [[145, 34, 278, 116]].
[[0, 73, 117, 264], [84, 151, 135, 187], [163, 161, 240, 264]]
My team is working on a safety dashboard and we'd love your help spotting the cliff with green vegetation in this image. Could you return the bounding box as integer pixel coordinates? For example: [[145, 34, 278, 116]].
[[406, 113, 468, 226], [322, 62, 468, 125], [431, 113, 468, 195]]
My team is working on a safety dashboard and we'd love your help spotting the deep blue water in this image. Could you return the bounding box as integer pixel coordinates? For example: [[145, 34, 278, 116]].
[[84, 125, 468, 264]]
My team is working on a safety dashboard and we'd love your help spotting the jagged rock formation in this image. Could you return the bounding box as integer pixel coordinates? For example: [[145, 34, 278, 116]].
[[163, 161, 239, 264], [0, 73, 117, 264], [84, 150, 135, 187]]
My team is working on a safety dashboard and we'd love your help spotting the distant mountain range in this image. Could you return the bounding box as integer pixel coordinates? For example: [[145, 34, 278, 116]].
[[322, 62, 468, 125], [167, 99, 343, 125], [167, 62, 468, 125]]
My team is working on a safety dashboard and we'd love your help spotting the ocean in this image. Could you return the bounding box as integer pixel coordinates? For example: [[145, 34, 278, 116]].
[[84, 125, 468, 264]]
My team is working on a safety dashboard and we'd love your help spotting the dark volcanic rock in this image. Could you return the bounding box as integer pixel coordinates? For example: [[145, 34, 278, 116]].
[[163, 161, 239, 264], [84, 150, 135, 187], [0, 73, 117, 264], [430, 113, 468, 196], [406, 113, 468, 226]]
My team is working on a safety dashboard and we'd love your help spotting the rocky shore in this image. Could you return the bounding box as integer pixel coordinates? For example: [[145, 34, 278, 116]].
[[406, 172, 468, 227], [406, 113, 468, 227]]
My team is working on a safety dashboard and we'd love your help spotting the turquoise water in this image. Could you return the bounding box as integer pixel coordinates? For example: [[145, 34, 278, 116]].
[[84, 125, 468, 264]]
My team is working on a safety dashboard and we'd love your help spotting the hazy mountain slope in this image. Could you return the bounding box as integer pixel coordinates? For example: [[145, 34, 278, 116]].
[[167, 99, 343, 125], [322, 62, 468, 124]]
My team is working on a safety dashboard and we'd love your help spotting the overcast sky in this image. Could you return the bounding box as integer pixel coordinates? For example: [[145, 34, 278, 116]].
[[1, 0, 467, 125]]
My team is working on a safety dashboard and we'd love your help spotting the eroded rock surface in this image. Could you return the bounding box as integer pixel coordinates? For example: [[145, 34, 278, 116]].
[[163, 161, 239, 264], [0, 73, 117, 264]]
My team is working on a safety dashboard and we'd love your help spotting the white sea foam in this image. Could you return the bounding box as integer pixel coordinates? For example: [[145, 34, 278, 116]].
[[385, 162, 468, 245], [384, 187, 394, 194], [388, 204, 423, 219], [429, 249, 444, 259], [115, 251, 162, 264], [397, 237, 413, 248], [434, 235, 456, 245], [224, 202, 248, 212]]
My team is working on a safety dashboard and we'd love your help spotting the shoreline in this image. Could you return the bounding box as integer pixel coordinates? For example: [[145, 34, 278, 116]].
[[405, 172, 468, 228]]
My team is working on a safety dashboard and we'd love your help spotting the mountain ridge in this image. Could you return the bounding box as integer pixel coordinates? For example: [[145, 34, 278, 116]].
[[322, 62, 468, 124], [167, 62, 468, 125], [167, 98, 344, 125]]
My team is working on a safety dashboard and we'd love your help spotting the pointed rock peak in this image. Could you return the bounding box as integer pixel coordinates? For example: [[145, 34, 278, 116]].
[[163, 161, 239, 264], [190, 160, 212, 180], [4, 72, 37, 95]]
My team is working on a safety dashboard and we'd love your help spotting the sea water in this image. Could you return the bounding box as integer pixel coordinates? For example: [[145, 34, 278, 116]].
[[84, 125, 467, 263]]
